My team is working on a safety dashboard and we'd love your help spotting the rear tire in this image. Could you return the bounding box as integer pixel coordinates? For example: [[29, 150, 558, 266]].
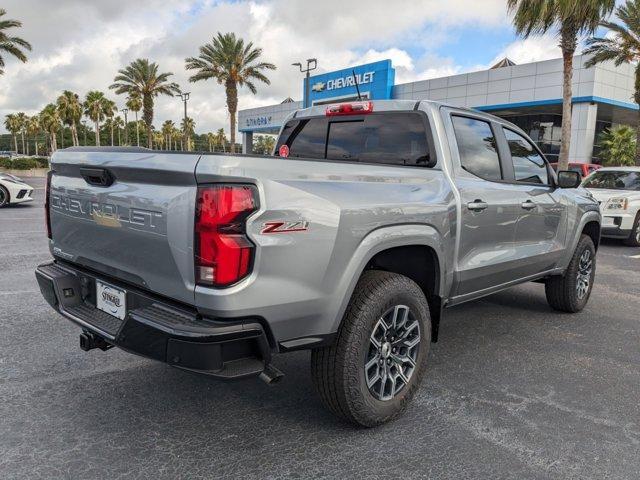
[[623, 213, 640, 247], [0, 185, 9, 208], [311, 270, 431, 427], [545, 234, 596, 313]]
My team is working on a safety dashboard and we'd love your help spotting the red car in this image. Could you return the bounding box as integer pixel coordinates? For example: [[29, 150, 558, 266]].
[[550, 162, 602, 178]]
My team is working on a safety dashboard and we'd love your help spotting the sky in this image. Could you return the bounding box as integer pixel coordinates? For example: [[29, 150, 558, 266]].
[[0, 0, 571, 135]]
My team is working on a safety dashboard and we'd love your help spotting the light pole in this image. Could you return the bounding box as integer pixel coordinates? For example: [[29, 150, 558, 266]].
[[292, 58, 317, 108], [121, 108, 129, 145], [178, 91, 190, 150]]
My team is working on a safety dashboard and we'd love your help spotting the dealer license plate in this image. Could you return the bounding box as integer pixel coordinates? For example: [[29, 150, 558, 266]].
[[96, 280, 127, 320]]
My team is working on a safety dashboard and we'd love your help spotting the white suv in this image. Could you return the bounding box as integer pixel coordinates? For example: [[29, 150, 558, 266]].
[[582, 167, 640, 246]]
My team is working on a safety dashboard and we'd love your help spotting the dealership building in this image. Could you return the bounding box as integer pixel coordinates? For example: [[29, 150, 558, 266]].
[[238, 55, 637, 163]]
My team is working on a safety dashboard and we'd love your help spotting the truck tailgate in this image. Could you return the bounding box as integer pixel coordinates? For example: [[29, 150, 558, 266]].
[[49, 149, 199, 305]]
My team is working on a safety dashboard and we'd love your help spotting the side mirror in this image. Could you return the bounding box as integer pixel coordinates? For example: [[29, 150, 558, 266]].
[[557, 170, 581, 188]]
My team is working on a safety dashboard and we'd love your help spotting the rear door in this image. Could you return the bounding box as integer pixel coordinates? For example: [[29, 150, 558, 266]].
[[447, 113, 524, 298], [49, 150, 199, 305], [498, 127, 566, 277]]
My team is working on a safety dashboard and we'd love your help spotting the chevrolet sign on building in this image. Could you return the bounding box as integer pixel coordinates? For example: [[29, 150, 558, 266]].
[[305, 60, 394, 105]]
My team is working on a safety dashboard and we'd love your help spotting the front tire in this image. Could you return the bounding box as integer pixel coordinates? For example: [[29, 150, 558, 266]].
[[623, 212, 640, 247], [545, 234, 596, 312], [311, 270, 431, 427], [0, 185, 9, 208]]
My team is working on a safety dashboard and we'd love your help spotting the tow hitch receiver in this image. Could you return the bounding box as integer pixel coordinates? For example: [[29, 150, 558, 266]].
[[79, 330, 112, 351]]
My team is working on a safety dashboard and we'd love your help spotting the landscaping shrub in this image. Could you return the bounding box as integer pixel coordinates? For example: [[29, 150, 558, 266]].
[[0, 157, 50, 170]]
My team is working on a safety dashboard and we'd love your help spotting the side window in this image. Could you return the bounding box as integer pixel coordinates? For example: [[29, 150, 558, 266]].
[[504, 128, 549, 184], [275, 119, 327, 158], [452, 116, 502, 181]]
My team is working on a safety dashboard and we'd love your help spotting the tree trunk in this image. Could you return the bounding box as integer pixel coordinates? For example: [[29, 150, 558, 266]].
[[51, 130, 57, 152], [95, 121, 100, 146], [634, 65, 640, 166], [26, 136, 30, 156], [21, 131, 25, 154], [143, 94, 153, 148], [118, 128, 121, 146], [110, 124, 114, 146], [558, 26, 577, 171], [13, 134, 17, 153], [135, 111, 140, 146], [225, 79, 238, 153], [35, 141, 38, 156]]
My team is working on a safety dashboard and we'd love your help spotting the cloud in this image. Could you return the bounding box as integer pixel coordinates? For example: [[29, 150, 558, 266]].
[[0, 0, 530, 135], [490, 35, 562, 65]]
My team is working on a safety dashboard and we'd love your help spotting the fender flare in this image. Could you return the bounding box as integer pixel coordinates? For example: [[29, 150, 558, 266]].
[[559, 210, 601, 271], [329, 223, 446, 334]]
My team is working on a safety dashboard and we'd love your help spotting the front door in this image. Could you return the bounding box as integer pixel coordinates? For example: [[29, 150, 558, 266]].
[[500, 127, 567, 277]]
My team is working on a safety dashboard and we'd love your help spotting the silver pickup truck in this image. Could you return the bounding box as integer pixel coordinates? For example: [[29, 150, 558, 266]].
[[36, 100, 601, 426]]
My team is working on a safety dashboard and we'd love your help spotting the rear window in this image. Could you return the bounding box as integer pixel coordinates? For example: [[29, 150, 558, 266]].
[[275, 112, 433, 167]]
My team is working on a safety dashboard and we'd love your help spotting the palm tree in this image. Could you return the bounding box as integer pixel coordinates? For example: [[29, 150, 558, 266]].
[[57, 90, 82, 146], [110, 58, 180, 148], [171, 128, 181, 151], [0, 9, 31, 75], [584, 0, 640, 165], [15, 112, 27, 154], [215, 128, 227, 152], [4, 113, 20, 152], [185, 32, 276, 153], [125, 92, 142, 146], [104, 99, 117, 146], [26, 115, 40, 156], [83, 91, 111, 146], [507, 0, 615, 170], [162, 120, 174, 149], [39, 104, 60, 153], [206, 132, 216, 152], [597, 124, 636, 166], [153, 131, 164, 150], [113, 116, 124, 145], [180, 116, 196, 151]]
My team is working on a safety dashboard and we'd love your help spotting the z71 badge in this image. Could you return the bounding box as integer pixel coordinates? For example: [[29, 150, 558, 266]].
[[261, 221, 309, 234]]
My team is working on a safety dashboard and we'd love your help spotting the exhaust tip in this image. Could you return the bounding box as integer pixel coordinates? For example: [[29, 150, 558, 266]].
[[259, 365, 285, 385]]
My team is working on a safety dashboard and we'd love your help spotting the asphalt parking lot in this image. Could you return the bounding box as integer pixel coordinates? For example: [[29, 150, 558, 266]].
[[1, 177, 639, 479]]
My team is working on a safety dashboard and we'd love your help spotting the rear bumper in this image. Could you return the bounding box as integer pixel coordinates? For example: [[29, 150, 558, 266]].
[[35, 261, 273, 380]]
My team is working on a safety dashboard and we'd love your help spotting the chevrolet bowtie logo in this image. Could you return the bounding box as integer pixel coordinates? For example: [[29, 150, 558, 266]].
[[311, 82, 326, 92]]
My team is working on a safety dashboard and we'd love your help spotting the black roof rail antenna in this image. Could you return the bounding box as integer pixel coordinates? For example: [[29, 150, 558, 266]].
[[352, 69, 362, 101]]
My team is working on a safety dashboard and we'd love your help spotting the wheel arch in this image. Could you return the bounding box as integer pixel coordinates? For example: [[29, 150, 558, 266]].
[[558, 211, 601, 272], [331, 224, 446, 342], [0, 183, 10, 206]]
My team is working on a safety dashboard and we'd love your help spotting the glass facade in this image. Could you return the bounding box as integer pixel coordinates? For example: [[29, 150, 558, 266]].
[[498, 113, 611, 164]]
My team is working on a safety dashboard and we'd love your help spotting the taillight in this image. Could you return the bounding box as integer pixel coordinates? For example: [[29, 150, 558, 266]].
[[194, 184, 258, 287], [325, 101, 374, 116], [45, 170, 52, 239]]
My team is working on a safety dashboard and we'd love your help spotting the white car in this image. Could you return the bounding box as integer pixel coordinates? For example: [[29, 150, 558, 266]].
[[0, 173, 35, 207], [582, 166, 640, 246]]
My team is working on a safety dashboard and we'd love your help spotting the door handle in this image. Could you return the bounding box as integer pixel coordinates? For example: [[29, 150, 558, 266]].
[[521, 200, 537, 210], [467, 200, 488, 212]]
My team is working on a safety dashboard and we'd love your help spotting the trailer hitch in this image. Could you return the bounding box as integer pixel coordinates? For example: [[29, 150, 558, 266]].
[[79, 330, 113, 351]]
